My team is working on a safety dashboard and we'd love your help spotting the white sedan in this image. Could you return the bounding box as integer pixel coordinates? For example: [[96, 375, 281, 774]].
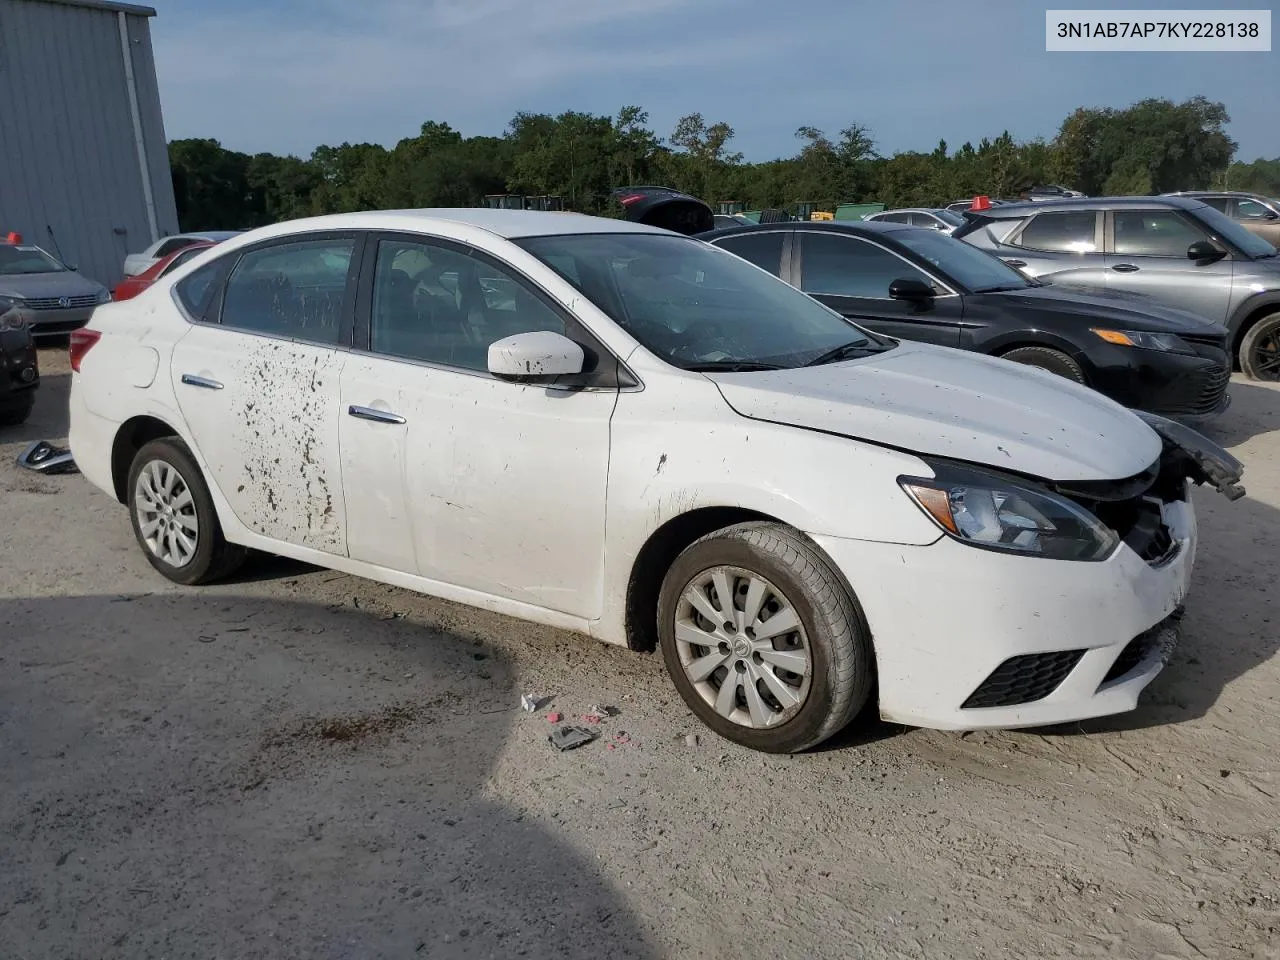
[[69, 209, 1243, 752], [121, 230, 243, 278]]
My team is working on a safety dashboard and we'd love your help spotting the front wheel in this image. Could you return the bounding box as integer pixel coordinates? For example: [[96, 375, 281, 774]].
[[999, 345, 1086, 383], [127, 438, 247, 585], [0, 396, 33, 426], [657, 522, 874, 753], [1239, 313, 1280, 381]]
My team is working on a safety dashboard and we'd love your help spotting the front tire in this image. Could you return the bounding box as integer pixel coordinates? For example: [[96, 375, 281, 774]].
[[999, 345, 1086, 383], [0, 396, 34, 426], [1239, 312, 1280, 381], [657, 522, 873, 753], [127, 438, 247, 585]]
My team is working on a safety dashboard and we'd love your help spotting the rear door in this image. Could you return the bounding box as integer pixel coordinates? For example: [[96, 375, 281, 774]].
[[794, 230, 963, 347], [170, 233, 359, 555], [1104, 208, 1234, 323], [999, 209, 1108, 287]]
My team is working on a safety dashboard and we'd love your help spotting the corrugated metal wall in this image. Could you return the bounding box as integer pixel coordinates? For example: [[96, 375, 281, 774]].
[[0, 0, 178, 287]]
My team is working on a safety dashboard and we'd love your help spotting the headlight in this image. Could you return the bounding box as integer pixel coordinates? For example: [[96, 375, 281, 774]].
[[95, 289, 111, 304], [0, 298, 27, 332], [900, 463, 1119, 561], [1091, 328, 1195, 354]]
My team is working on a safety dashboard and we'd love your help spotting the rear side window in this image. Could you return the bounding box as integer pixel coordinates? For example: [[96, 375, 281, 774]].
[[174, 261, 226, 319], [710, 232, 785, 276], [1199, 197, 1232, 214], [1012, 211, 1098, 253], [219, 238, 355, 344], [1113, 211, 1208, 257], [160, 246, 205, 278]]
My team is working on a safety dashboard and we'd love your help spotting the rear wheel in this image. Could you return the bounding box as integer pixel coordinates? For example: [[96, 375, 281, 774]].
[[0, 396, 34, 426], [1239, 313, 1280, 381], [127, 438, 246, 585], [1000, 345, 1086, 383], [657, 522, 873, 753]]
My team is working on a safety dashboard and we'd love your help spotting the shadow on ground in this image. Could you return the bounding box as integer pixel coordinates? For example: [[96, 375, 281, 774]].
[[0, 593, 659, 960]]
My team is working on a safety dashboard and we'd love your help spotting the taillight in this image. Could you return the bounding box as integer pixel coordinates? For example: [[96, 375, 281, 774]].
[[69, 328, 101, 373]]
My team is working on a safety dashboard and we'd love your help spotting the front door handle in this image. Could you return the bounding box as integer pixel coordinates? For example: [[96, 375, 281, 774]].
[[180, 373, 223, 390], [348, 404, 406, 425], [1111, 263, 1140, 273], [1003, 259, 1027, 268]]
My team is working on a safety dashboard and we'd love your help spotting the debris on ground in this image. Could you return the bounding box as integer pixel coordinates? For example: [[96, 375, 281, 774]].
[[546, 712, 562, 723], [613, 732, 631, 745], [520, 693, 547, 713], [684, 734, 699, 748], [587, 703, 618, 718], [16, 440, 78, 475], [580, 712, 604, 725], [548, 725, 598, 752]]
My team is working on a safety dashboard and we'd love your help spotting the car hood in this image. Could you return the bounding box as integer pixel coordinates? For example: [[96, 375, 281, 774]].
[[705, 341, 1162, 482], [978, 283, 1226, 335], [0, 271, 107, 299]]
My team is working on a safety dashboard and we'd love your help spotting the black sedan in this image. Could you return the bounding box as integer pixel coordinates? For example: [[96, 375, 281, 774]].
[[698, 220, 1232, 419]]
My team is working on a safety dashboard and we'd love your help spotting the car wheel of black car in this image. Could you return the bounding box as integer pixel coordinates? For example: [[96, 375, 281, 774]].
[[127, 438, 247, 585], [1239, 312, 1280, 382], [657, 521, 874, 754], [0, 396, 34, 426], [999, 346, 1085, 384]]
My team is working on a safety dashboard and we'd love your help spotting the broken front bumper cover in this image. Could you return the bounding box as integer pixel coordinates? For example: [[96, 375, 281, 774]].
[[17, 440, 77, 475]]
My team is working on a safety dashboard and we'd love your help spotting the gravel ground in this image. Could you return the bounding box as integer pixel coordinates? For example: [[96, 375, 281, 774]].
[[1, 348, 1278, 959]]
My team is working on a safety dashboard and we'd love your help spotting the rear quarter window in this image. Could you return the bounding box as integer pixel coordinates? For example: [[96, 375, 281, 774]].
[[174, 260, 229, 320]]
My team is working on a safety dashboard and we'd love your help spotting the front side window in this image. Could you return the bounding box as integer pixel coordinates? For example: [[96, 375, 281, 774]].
[[800, 233, 935, 298], [892, 228, 1030, 293], [369, 237, 566, 372], [219, 238, 354, 343], [1189, 203, 1277, 259], [517, 232, 884, 370], [1235, 198, 1274, 220], [1012, 211, 1098, 253], [709, 231, 785, 276], [1113, 211, 1208, 257]]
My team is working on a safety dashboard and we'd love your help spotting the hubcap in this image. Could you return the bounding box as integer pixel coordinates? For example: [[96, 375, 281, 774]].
[[674, 565, 812, 729], [1252, 330, 1280, 382], [134, 460, 199, 568]]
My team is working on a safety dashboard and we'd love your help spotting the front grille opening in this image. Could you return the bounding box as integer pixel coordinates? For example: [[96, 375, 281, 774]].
[[961, 649, 1086, 709], [1099, 612, 1182, 687], [1056, 460, 1182, 569]]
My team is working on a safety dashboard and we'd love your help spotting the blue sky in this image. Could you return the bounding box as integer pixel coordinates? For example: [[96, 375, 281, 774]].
[[147, 0, 1279, 163]]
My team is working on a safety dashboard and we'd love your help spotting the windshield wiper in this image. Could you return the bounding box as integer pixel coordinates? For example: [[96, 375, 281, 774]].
[[685, 360, 786, 372], [973, 283, 1027, 293], [803, 341, 889, 367]]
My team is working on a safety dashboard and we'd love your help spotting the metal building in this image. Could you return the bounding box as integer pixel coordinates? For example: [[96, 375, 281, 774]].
[[0, 0, 178, 287]]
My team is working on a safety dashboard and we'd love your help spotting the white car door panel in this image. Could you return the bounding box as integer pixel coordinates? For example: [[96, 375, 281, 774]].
[[169, 233, 359, 555]]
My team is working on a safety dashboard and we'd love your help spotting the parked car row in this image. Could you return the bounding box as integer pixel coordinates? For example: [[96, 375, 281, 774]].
[[68, 196, 1244, 754]]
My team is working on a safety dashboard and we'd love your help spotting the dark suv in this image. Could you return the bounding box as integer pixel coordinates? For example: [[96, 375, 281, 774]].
[[953, 196, 1280, 380], [0, 308, 39, 425]]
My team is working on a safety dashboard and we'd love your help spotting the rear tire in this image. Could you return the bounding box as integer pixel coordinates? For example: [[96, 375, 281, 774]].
[[127, 438, 247, 585], [1000, 346, 1086, 383], [1239, 313, 1280, 381], [0, 396, 34, 426], [657, 522, 873, 754]]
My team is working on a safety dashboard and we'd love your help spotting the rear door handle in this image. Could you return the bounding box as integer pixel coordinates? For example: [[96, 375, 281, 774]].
[[1003, 259, 1027, 268], [180, 373, 223, 390], [1111, 263, 1140, 273], [348, 404, 406, 425]]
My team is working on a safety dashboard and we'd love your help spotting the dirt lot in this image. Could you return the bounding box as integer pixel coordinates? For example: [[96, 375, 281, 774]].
[[2, 348, 1278, 960]]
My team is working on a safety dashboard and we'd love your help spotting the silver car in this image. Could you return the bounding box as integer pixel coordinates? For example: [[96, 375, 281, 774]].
[[0, 243, 111, 337], [864, 208, 965, 233], [953, 196, 1280, 380]]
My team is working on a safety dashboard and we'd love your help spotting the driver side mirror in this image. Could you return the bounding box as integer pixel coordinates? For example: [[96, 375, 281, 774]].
[[1187, 241, 1225, 265], [888, 277, 936, 301], [487, 331, 584, 383]]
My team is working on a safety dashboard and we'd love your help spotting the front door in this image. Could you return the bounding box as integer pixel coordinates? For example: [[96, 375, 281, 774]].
[[338, 233, 618, 618], [170, 233, 358, 555], [1105, 208, 1235, 323], [793, 230, 964, 347]]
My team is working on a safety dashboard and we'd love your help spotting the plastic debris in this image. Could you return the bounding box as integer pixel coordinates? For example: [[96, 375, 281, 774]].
[[520, 693, 544, 713], [587, 703, 618, 718], [613, 732, 631, 745], [580, 713, 604, 725], [548, 725, 598, 752], [546, 712, 562, 723], [684, 733, 699, 748], [16, 440, 77, 475]]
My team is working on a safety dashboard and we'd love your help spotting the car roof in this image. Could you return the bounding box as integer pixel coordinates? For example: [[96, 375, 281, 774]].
[[215, 209, 668, 244], [969, 195, 1207, 217], [871, 208, 943, 215], [699, 220, 911, 240]]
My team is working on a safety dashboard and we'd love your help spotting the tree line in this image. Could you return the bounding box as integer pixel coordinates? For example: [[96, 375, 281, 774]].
[[168, 96, 1276, 231]]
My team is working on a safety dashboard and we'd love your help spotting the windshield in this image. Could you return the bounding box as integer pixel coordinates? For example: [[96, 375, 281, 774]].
[[0, 244, 65, 276], [890, 229, 1031, 293], [1191, 203, 1278, 259], [934, 209, 965, 227], [516, 233, 889, 369]]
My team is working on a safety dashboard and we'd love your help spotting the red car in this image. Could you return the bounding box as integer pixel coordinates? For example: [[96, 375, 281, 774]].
[[112, 241, 216, 301]]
